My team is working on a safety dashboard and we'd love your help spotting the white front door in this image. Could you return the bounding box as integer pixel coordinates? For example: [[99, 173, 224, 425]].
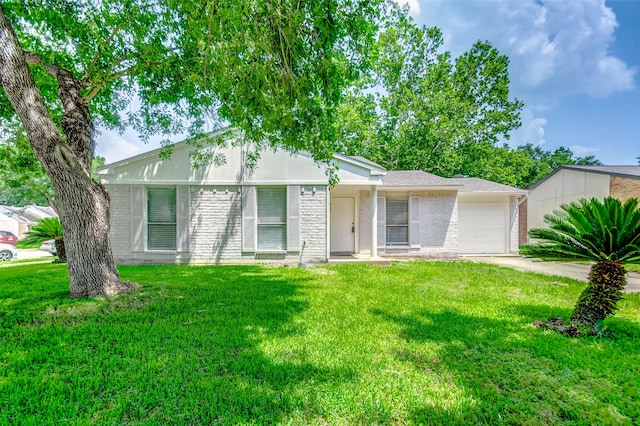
[[330, 197, 355, 254]]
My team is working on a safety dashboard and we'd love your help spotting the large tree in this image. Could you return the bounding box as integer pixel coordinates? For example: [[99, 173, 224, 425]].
[[0, 1, 384, 297], [334, 11, 523, 177]]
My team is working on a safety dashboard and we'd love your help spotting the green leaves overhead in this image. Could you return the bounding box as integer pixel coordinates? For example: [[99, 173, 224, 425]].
[[1, 0, 384, 159], [335, 9, 524, 177]]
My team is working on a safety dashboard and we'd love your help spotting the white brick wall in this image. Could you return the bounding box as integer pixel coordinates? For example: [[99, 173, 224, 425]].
[[106, 185, 131, 259], [359, 190, 371, 250], [299, 185, 328, 262], [105, 184, 328, 264], [418, 191, 458, 253], [189, 186, 242, 261], [357, 190, 458, 256]]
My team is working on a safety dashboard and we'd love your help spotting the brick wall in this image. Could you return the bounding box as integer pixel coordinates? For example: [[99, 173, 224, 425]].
[[105, 184, 131, 259], [359, 190, 371, 250], [358, 190, 458, 255], [106, 184, 328, 264], [609, 176, 640, 203], [299, 186, 328, 262], [518, 198, 528, 246], [418, 190, 457, 254], [189, 186, 242, 261]]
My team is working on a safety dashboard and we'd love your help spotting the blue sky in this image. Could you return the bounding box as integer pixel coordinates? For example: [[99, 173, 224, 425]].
[[96, 0, 640, 165]]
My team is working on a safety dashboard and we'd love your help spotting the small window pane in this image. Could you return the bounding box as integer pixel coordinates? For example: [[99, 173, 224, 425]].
[[257, 224, 286, 250], [148, 224, 177, 250], [387, 226, 409, 245], [148, 188, 176, 223], [257, 187, 286, 223], [387, 198, 408, 226]]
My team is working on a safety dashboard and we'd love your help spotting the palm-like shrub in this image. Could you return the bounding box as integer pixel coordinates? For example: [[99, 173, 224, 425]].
[[23, 217, 66, 263], [521, 196, 640, 325]]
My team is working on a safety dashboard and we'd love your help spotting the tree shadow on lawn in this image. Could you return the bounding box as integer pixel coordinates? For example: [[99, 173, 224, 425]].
[[371, 307, 640, 425], [1, 264, 355, 424]]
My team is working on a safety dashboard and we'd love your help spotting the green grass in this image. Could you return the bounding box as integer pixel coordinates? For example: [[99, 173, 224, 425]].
[[626, 264, 640, 274], [16, 240, 41, 249], [1, 262, 639, 424]]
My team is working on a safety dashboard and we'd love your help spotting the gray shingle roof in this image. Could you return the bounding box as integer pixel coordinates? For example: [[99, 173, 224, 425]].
[[448, 177, 527, 194], [382, 171, 459, 187]]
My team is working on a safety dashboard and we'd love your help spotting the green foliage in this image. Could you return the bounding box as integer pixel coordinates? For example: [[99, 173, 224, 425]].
[[0, 125, 106, 206], [0, 126, 53, 205], [22, 217, 63, 244], [1, 0, 386, 162], [335, 10, 524, 178], [333, 9, 602, 188], [522, 197, 640, 263], [1, 261, 639, 423], [515, 144, 601, 189], [522, 196, 640, 325]]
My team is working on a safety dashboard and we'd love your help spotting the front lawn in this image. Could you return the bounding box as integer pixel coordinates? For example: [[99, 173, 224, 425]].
[[1, 262, 639, 424]]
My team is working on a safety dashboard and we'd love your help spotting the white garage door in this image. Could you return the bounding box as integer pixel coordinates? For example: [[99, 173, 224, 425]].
[[459, 203, 507, 254]]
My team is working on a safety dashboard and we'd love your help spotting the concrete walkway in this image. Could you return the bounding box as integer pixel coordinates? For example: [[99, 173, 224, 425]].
[[463, 256, 640, 293]]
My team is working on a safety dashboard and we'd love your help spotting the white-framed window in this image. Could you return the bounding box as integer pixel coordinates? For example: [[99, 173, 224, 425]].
[[147, 187, 177, 250], [386, 197, 409, 246], [257, 187, 287, 250]]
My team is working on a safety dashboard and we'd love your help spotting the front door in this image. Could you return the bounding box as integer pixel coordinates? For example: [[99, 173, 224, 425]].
[[330, 197, 355, 254]]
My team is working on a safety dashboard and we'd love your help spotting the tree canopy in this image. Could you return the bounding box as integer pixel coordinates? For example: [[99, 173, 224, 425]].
[[333, 11, 601, 189], [0, 0, 386, 296]]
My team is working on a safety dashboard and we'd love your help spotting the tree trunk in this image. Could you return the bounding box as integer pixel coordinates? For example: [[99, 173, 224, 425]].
[[0, 7, 135, 297], [571, 260, 627, 325], [54, 238, 66, 263]]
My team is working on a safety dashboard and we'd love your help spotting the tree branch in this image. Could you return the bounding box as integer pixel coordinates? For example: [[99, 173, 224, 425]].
[[23, 51, 94, 169]]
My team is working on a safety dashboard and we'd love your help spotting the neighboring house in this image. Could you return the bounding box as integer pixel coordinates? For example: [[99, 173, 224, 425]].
[[98, 132, 526, 264], [0, 206, 23, 237], [524, 165, 640, 244], [0, 205, 58, 238]]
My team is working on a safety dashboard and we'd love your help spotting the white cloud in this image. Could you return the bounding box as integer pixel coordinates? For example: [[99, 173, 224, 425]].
[[95, 129, 144, 163], [568, 144, 600, 158], [507, 108, 548, 147], [400, 0, 421, 16], [415, 0, 637, 99]]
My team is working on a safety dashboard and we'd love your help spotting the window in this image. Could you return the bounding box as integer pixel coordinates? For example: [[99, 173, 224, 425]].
[[147, 188, 176, 250], [386, 198, 408, 246], [257, 187, 286, 250]]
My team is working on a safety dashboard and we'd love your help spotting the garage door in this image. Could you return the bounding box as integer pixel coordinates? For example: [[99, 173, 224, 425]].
[[459, 203, 507, 254]]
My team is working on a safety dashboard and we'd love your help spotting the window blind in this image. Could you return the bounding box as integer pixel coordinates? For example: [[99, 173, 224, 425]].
[[386, 198, 408, 246], [147, 188, 177, 250], [257, 187, 286, 250]]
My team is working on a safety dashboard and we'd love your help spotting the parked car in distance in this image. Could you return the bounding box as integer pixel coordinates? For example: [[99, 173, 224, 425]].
[[0, 230, 18, 246], [0, 243, 18, 261], [39, 239, 57, 255]]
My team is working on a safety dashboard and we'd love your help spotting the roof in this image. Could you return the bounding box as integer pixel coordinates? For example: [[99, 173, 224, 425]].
[[382, 171, 459, 188], [448, 177, 527, 194], [529, 165, 640, 190], [0, 205, 58, 223]]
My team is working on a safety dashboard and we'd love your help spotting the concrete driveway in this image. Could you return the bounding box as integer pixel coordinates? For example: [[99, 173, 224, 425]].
[[463, 255, 640, 293]]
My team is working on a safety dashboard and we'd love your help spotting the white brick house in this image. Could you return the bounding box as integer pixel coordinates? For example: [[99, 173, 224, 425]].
[[98, 132, 525, 264]]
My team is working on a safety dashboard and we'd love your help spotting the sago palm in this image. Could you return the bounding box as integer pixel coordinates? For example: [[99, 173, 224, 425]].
[[23, 217, 66, 263], [521, 196, 640, 325]]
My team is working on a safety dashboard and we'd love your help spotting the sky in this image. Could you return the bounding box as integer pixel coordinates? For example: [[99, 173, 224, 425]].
[[95, 0, 640, 166]]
